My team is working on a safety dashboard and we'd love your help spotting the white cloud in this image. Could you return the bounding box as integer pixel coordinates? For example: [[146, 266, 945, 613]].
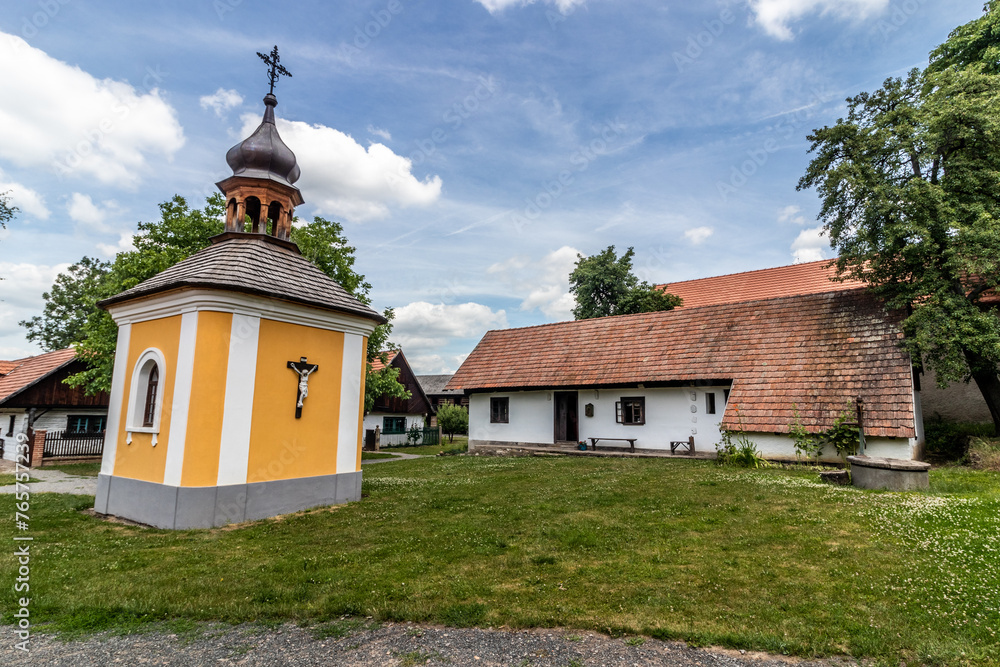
[[475, 0, 586, 14], [489, 245, 580, 320], [200, 88, 243, 117], [407, 353, 470, 375], [241, 115, 442, 222], [683, 226, 713, 245], [777, 204, 806, 225], [392, 301, 508, 357], [0, 33, 185, 187], [0, 261, 70, 357], [0, 173, 49, 220], [790, 225, 829, 263], [67, 193, 121, 232], [96, 232, 135, 258], [367, 125, 392, 141], [749, 0, 889, 40]]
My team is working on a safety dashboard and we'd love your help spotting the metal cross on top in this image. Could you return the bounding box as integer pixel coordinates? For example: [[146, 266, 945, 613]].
[[257, 45, 292, 95], [287, 357, 318, 419]]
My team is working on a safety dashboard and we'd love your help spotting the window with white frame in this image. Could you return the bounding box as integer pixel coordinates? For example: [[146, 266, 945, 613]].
[[126, 348, 166, 445]]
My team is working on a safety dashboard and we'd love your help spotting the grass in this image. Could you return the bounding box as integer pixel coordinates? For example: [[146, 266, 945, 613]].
[[384, 435, 468, 457], [361, 452, 399, 461], [968, 437, 1000, 471], [0, 473, 36, 486], [40, 462, 102, 476], [2, 456, 998, 664]]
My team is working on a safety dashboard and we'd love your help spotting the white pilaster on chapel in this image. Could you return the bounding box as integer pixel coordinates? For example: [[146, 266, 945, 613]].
[[92, 50, 385, 529], [217, 313, 260, 486], [162, 311, 199, 487], [99, 322, 132, 476], [337, 332, 365, 474]]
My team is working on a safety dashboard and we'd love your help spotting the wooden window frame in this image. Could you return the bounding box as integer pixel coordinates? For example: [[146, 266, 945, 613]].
[[66, 415, 107, 436], [143, 365, 159, 427], [615, 397, 645, 425], [383, 416, 406, 434], [490, 397, 509, 424]]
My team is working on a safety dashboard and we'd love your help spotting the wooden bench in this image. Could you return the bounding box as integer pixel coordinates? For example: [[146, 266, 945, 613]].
[[589, 437, 636, 453], [670, 436, 695, 454]]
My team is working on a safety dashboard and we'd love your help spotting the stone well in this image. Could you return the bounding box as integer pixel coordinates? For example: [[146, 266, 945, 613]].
[[847, 455, 931, 491]]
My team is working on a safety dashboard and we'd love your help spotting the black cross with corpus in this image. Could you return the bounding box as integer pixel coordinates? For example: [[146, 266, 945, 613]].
[[257, 45, 292, 95]]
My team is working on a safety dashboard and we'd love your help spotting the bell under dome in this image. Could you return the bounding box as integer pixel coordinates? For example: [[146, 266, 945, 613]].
[[225, 93, 301, 188]]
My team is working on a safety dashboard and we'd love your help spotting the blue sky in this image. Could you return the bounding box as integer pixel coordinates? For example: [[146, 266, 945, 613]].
[[0, 0, 986, 372]]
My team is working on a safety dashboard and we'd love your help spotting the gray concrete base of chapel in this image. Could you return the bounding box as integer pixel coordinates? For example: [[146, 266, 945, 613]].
[[93, 471, 362, 529], [847, 455, 930, 491]]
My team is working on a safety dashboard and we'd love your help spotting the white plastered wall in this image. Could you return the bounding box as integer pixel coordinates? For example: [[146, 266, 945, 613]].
[[469, 387, 728, 450]]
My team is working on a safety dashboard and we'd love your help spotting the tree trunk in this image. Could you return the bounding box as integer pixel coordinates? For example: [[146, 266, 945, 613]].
[[964, 348, 1000, 436]]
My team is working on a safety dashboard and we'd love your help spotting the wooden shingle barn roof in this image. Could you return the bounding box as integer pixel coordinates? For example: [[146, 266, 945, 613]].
[[100, 236, 385, 324], [447, 289, 915, 438]]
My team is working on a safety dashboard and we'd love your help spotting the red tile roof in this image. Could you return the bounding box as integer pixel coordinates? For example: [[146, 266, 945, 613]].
[[370, 350, 399, 372], [447, 290, 915, 438], [0, 361, 20, 375], [658, 259, 865, 309], [0, 348, 78, 404]]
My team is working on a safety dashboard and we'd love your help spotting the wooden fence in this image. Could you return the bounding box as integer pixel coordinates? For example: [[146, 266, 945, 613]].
[[42, 430, 105, 459]]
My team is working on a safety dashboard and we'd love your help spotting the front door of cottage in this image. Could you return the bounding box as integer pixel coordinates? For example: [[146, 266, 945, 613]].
[[553, 391, 578, 443]]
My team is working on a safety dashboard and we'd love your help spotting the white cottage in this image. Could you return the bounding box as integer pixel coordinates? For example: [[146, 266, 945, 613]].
[[448, 286, 924, 462]]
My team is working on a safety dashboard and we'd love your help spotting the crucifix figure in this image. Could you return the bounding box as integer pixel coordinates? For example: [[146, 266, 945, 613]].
[[287, 357, 318, 418], [257, 45, 292, 95]]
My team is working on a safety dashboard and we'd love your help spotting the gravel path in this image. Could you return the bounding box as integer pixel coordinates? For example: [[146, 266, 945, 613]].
[[5, 621, 854, 666], [0, 467, 97, 495]]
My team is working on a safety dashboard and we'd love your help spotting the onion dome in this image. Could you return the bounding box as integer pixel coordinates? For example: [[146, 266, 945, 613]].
[[224, 93, 300, 187]]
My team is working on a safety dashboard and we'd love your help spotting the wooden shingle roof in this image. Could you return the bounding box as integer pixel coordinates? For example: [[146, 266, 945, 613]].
[[447, 289, 915, 438], [100, 236, 385, 324]]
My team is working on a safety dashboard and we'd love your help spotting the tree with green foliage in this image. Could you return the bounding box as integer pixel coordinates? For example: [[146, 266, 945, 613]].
[[798, 2, 1000, 435], [20, 257, 110, 351], [24, 194, 406, 410], [436, 403, 468, 443], [569, 245, 682, 320], [0, 190, 15, 230]]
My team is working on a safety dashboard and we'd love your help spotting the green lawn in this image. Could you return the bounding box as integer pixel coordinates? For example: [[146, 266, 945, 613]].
[[41, 462, 102, 477], [384, 435, 467, 456], [360, 452, 398, 461], [2, 457, 998, 664]]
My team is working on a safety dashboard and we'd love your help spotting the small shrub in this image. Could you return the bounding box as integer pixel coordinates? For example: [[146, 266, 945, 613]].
[[715, 430, 767, 468], [406, 423, 422, 446], [437, 404, 469, 443], [924, 417, 994, 462], [968, 437, 1000, 471]]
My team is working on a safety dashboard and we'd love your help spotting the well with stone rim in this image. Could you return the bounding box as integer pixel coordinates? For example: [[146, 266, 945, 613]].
[[847, 455, 930, 491]]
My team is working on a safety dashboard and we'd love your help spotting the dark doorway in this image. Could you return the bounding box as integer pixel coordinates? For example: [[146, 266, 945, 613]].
[[553, 391, 579, 443]]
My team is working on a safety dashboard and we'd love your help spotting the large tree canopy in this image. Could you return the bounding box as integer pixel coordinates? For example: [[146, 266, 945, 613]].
[[23, 194, 406, 410], [569, 245, 682, 320], [798, 2, 1000, 433]]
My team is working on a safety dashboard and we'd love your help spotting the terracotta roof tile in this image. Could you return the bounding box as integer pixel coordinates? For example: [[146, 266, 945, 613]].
[[0, 348, 77, 404], [447, 290, 915, 438], [0, 361, 20, 375], [371, 350, 398, 372], [659, 259, 864, 309]]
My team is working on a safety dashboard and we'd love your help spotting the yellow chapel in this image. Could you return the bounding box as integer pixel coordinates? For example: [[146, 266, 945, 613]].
[[93, 83, 385, 529]]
